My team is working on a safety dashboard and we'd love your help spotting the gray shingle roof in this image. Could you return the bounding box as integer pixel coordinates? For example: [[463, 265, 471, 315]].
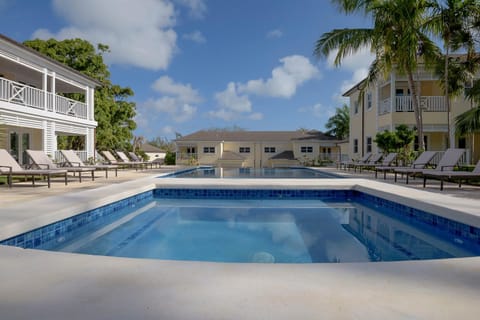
[[176, 130, 337, 142]]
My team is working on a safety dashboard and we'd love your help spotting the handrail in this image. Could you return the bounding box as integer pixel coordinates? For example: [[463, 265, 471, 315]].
[[0, 77, 87, 119]]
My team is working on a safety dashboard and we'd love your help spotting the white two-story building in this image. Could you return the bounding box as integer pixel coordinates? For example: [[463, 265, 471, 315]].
[[0, 34, 100, 164]]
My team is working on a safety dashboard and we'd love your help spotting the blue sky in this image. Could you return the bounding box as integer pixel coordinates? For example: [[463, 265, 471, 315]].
[[0, 0, 374, 140]]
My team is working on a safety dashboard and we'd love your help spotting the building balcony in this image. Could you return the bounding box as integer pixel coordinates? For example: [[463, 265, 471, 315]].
[[379, 96, 447, 115], [0, 77, 88, 120]]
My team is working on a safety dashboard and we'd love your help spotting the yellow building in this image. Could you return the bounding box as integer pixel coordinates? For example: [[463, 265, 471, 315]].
[[175, 130, 343, 168], [343, 66, 480, 163]]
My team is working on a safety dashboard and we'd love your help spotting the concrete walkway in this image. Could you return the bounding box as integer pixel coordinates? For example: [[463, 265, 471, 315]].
[[0, 166, 479, 320]]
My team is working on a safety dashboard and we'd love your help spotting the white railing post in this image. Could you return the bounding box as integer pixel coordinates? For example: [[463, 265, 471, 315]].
[[51, 72, 56, 112], [43, 68, 48, 111]]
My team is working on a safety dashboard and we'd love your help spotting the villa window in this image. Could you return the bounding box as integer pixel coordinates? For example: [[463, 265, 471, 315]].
[[301, 146, 313, 153], [239, 147, 250, 153], [264, 147, 276, 153], [366, 92, 372, 110], [354, 101, 359, 114], [366, 137, 372, 153], [354, 139, 358, 153], [203, 147, 215, 153]]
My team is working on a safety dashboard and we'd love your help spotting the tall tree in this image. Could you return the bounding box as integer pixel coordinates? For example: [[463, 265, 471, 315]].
[[23, 38, 137, 150], [315, 0, 440, 150], [429, 0, 480, 147], [325, 104, 350, 139]]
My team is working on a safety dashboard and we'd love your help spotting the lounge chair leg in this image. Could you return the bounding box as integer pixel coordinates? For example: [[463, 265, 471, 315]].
[[47, 175, 51, 188], [384, 171, 387, 180], [406, 174, 409, 184], [32, 175, 35, 187], [92, 171, 95, 181], [64, 173, 68, 185], [79, 172, 82, 183], [8, 174, 12, 188], [375, 170, 378, 179], [115, 168, 118, 177], [423, 177, 426, 188]]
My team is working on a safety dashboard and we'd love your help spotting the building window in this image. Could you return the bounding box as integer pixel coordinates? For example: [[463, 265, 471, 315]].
[[366, 92, 372, 110], [264, 147, 276, 153], [301, 146, 313, 153], [366, 137, 372, 153], [239, 147, 250, 153], [203, 147, 215, 153], [354, 139, 358, 153], [354, 101, 359, 114], [186, 147, 196, 154]]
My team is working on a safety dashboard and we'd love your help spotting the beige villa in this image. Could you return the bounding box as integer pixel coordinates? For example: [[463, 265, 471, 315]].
[[175, 130, 344, 168], [0, 34, 100, 165], [343, 63, 480, 163]]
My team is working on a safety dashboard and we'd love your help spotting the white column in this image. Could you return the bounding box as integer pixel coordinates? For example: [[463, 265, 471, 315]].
[[390, 72, 396, 114], [51, 72, 56, 112], [88, 87, 95, 121], [86, 128, 95, 159], [42, 68, 48, 111]]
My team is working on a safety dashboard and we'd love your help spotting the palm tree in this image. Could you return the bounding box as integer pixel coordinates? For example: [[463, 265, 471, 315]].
[[429, 0, 480, 147], [325, 104, 350, 139], [315, 0, 440, 150]]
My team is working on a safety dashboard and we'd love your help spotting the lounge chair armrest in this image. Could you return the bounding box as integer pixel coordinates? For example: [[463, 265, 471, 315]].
[[412, 163, 426, 168], [35, 163, 51, 169], [440, 165, 456, 171], [0, 165, 13, 173]]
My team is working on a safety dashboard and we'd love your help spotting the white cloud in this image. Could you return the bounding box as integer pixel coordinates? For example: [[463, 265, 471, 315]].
[[152, 76, 202, 104], [266, 29, 283, 39], [326, 46, 374, 71], [182, 30, 206, 43], [325, 46, 374, 103], [209, 82, 262, 121], [142, 76, 201, 123], [33, 0, 178, 70], [299, 103, 336, 122], [239, 55, 319, 98], [173, 0, 207, 19], [145, 97, 197, 123], [161, 125, 175, 136]]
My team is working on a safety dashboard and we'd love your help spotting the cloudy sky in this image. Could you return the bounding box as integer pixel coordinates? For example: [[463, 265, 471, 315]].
[[0, 0, 374, 140]]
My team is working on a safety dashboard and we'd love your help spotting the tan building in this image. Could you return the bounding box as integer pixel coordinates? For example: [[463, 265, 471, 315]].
[[175, 130, 342, 168], [343, 65, 480, 163]]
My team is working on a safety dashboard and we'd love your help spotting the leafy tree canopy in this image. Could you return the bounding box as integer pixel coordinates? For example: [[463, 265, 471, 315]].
[[325, 104, 349, 140], [23, 38, 136, 151]]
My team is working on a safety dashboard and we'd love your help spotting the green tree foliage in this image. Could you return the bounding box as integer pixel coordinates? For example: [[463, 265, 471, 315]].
[[148, 136, 176, 152], [325, 104, 349, 139], [315, 0, 442, 150], [23, 38, 136, 151], [375, 124, 415, 164], [429, 0, 480, 146]]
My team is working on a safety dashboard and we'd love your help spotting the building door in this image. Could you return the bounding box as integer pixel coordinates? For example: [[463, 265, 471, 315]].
[[9, 130, 31, 165]]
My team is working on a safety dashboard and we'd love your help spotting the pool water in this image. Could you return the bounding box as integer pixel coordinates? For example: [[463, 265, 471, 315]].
[[166, 167, 341, 179], [37, 198, 480, 263]]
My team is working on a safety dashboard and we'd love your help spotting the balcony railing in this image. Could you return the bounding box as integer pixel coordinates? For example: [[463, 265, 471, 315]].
[[0, 77, 88, 119], [379, 96, 447, 115]]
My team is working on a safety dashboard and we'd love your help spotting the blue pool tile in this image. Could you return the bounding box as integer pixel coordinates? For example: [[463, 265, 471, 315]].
[[1, 188, 479, 251]]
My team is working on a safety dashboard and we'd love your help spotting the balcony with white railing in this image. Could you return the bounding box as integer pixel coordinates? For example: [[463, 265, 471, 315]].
[[378, 96, 447, 115], [0, 77, 88, 120]]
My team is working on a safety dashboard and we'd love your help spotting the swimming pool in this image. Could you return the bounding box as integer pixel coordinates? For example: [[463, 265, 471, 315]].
[[3, 188, 479, 263], [166, 167, 341, 179]]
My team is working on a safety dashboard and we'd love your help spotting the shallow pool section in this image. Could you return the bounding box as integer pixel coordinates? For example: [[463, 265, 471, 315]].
[[165, 167, 341, 179], [2, 189, 479, 263]]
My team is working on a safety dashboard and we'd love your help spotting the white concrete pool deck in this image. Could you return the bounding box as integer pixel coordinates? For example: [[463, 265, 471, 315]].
[[1, 167, 480, 319]]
